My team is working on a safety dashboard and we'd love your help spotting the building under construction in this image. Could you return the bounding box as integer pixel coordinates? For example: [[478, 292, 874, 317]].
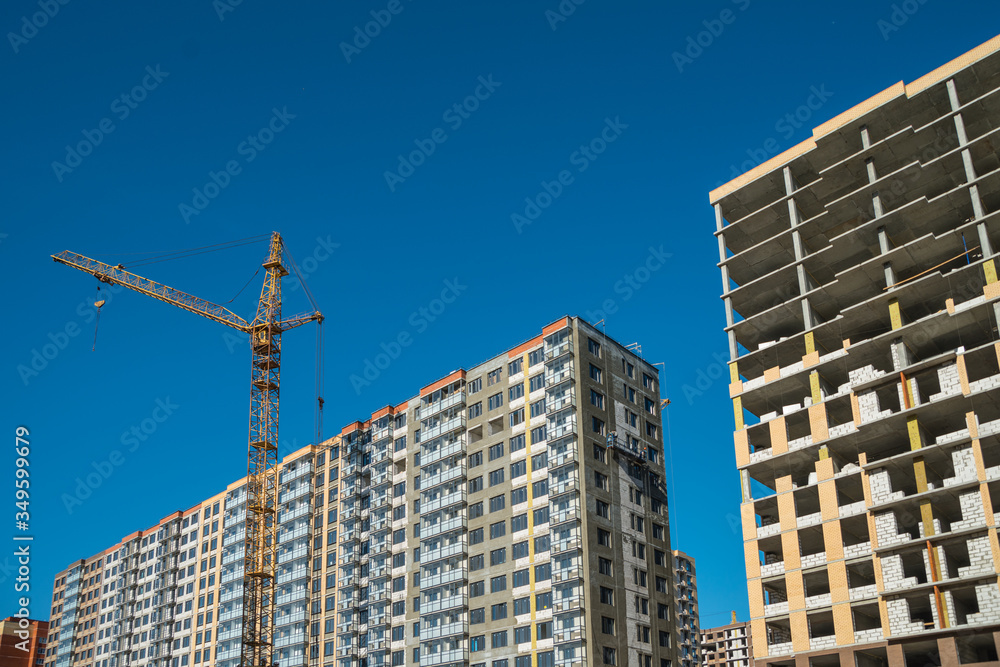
[[713, 35, 1000, 667], [44, 317, 679, 667]]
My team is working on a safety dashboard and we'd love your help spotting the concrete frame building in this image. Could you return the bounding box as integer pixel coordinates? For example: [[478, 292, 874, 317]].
[[712, 35, 1000, 667], [673, 550, 700, 667], [1, 617, 48, 667], [45, 316, 679, 667], [700, 618, 752, 667]]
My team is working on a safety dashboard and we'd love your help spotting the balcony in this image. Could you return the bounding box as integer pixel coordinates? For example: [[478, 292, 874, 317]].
[[421, 437, 466, 467], [545, 365, 575, 387], [552, 564, 581, 583], [422, 391, 467, 419], [421, 415, 467, 441], [554, 627, 583, 644], [421, 538, 467, 564], [420, 621, 465, 640], [546, 393, 576, 413], [545, 339, 573, 361], [547, 420, 577, 441], [553, 595, 582, 613], [422, 515, 467, 539], [421, 489, 466, 514], [279, 504, 311, 524], [276, 567, 308, 585], [371, 468, 392, 486], [422, 460, 467, 490], [420, 567, 467, 589], [281, 483, 312, 504], [420, 592, 468, 615], [552, 535, 582, 554], [549, 508, 580, 527], [549, 475, 579, 497], [281, 463, 313, 484]]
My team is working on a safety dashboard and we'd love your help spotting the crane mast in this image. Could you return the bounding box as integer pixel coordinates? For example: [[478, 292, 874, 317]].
[[52, 232, 322, 667]]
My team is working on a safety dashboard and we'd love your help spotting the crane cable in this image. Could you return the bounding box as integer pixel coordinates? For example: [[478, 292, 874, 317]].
[[281, 242, 325, 444], [101, 234, 271, 268]]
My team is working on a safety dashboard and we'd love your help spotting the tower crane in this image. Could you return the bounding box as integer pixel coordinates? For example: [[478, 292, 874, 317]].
[[52, 232, 323, 667]]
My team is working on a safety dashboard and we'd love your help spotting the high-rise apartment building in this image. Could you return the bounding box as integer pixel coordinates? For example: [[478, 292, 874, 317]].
[[45, 316, 678, 667], [700, 617, 752, 667], [712, 35, 1000, 667], [673, 550, 700, 667], [1, 617, 48, 667]]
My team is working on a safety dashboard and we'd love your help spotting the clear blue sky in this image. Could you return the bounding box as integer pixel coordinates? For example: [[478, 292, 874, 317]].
[[4, 0, 999, 630]]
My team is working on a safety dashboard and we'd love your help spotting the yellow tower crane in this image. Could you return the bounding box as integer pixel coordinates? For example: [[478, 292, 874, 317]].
[[52, 232, 323, 667]]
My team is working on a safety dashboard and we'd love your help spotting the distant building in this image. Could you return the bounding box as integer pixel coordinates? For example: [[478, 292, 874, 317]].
[[701, 616, 752, 667], [0, 617, 48, 667], [673, 550, 700, 666]]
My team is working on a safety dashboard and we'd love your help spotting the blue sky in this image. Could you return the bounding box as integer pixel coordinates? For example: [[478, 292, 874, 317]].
[[4, 0, 999, 630]]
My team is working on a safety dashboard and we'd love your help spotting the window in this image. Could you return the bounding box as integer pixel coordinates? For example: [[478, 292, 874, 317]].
[[470, 581, 485, 598], [514, 625, 531, 644], [470, 554, 484, 571], [491, 603, 507, 621], [601, 617, 615, 635], [603, 647, 617, 666], [490, 575, 507, 593], [594, 471, 608, 490], [534, 535, 550, 552], [535, 591, 551, 610], [654, 550, 665, 566], [511, 460, 526, 478], [592, 417, 606, 436], [659, 631, 670, 647], [636, 596, 649, 615], [469, 402, 483, 419], [533, 507, 549, 525], [633, 569, 647, 587], [591, 390, 605, 408], [469, 377, 482, 393], [589, 364, 602, 382], [513, 597, 530, 615], [511, 513, 527, 532], [529, 348, 544, 366], [652, 523, 664, 540], [529, 400, 546, 418], [638, 625, 650, 643], [531, 425, 547, 442], [624, 384, 635, 402], [490, 548, 506, 566], [469, 451, 483, 468], [534, 563, 551, 581], [531, 452, 547, 469], [593, 444, 606, 462], [588, 338, 602, 357], [657, 603, 669, 620], [509, 409, 524, 427], [599, 587, 614, 605], [491, 631, 508, 649], [510, 434, 525, 453], [598, 558, 612, 576], [470, 528, 484, 545], [655, 576, 667, 593], [488, 469, 505, 487], [487, 368, 502, 386], [485, 444, 504, 464], [470, 607, 485, 624], [469, 477, 483, 494], [643, 373, 654, 389], [471, 635, 485, 652], [633, 542, 645, 559], [490, 521, 506, 539], [509, 383, 524, 401], [532, 480, 548, 498], [596, 500, 609, 519], [511, 486, 527, 505], [488, 393, 504, 411], [512, 569, 529, 587], [470, 502, 484, 519], [489, 494, 505, 512], [529, 373, 545, 393], [509, 358, 523, 375]]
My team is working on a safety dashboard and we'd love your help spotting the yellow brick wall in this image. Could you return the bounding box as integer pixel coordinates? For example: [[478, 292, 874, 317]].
[[785, 569, 805, 611], [828, 560, 849, 603], [770, 417, 788, 455], [742, 502, 757, 540], [745, 539, 761, 579], [809, 403, 829, 442], [790, 610, 810, 653], [781, 530, 801, 571], [734, 430, 750, 468], [823, 520, 844, 561], [833, 601, 855, 646], [818, 480, 839, 522]]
